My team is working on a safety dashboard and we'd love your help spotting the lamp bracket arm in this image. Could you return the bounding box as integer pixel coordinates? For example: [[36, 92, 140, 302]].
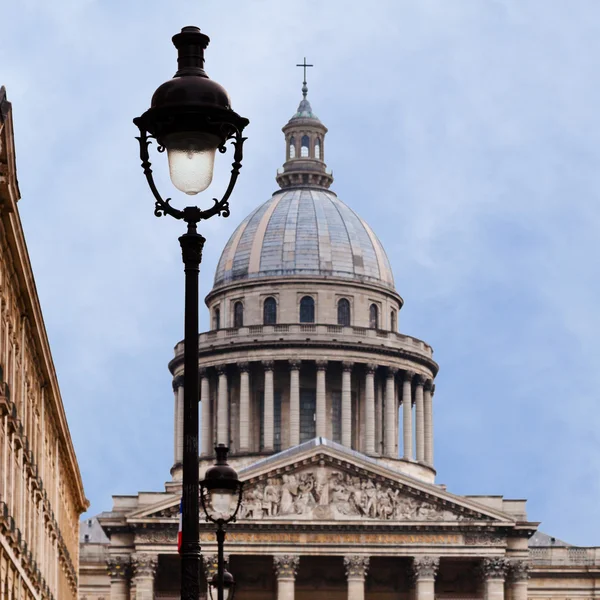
[[135, 128, 185, 220]]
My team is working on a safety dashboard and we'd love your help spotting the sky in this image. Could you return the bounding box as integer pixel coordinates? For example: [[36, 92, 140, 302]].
[[1, 0, 600, 546]]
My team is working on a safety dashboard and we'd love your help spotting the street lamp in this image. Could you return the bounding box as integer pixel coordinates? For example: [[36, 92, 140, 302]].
[[200, 445, 244, 600], [133, 26, 249, 600]]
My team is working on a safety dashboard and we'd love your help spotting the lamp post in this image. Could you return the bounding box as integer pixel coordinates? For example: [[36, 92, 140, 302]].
[[200, 444, 244, 600], [133, 26, 249, 600]]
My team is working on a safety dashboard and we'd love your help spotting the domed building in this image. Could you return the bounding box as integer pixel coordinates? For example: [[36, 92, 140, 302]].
[[79, 82, 600, 600]]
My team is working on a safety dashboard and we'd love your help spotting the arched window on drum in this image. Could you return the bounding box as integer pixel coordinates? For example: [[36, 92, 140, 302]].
[[233, 301, 244, 328], [263, 297, 277, 325], [369, 303, 379, 329], [390, 309, 397, 332], [299, 296, 315, 323], [301, 135, 310, 157], [289, 136, 296, 159], [314, 137, 321, 159], [337, 298, 351, 326], [213, 306, 221, 330]]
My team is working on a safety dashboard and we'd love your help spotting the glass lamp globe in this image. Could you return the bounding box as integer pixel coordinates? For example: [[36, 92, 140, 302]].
[[163, 132, 221, 195], [209, 569, 235, 600]]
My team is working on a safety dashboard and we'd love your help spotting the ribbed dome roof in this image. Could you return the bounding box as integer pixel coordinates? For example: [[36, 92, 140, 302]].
[[213, 188, 395, 289]]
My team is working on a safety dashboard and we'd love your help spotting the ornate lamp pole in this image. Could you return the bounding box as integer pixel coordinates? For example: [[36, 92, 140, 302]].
[[133, 26, 249, 600], [200, 444, 244, 600]]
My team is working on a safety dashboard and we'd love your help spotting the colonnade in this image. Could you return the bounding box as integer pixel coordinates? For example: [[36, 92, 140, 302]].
[[106, 553, 530, 600], [172, 360, 435, 465]]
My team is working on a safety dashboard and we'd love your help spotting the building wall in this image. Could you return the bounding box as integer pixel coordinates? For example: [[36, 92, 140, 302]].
[[0, 87, 88, 600]]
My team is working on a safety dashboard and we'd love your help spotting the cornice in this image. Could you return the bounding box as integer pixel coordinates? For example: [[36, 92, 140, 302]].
[[168, 338, 439, 376]]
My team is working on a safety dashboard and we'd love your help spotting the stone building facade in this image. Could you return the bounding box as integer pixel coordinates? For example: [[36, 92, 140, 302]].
[[79, 83, 600, 600], [0, 87, 89, 599]]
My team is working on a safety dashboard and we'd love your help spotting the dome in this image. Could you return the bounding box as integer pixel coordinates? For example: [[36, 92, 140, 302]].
[[213, 188, 395, 289]]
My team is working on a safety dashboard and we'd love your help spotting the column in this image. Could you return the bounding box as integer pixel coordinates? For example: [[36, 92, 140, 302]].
[[273, 555, 300, 600], [375, 379, 383, 454], [423, 380, 433, 466], [364, 365, 376, 454], [341, 362, 353, 448], [106, 556, 130, 600], [263, 360, 275, 451], [411, 556, 439, 600], [481, 557, 508, 600], [200, 369, 211, 456], [344, 556, 369, 600], [415, 375, 425, 462], [239, 362, 250, 452], [384, 368, 397, 457], [217, 365, 229, 445], [507, 560, 529, 600], [316, 360, 327, 438], [172, 375, 184, 466], [131, 553, 157, 600], [289, 360, 301, 447], [402, 371, 413, 460]]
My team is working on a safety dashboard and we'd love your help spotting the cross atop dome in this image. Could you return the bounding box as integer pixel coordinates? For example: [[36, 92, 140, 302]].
[[276, 63, 334, 190]]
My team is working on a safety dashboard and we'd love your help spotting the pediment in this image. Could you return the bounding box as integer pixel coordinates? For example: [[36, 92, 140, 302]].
[[237, 453, 509, 524], [130, 442, 515, 525]]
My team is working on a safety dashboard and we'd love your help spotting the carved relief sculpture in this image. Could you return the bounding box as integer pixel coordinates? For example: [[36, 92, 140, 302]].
[[238, 466, 473, 522]]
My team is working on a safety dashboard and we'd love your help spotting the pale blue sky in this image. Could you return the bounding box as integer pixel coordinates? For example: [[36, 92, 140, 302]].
[[2, 0, 600, 545]]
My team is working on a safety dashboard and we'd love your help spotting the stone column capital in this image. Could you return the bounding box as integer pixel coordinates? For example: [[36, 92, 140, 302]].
[[404, 370, 414, 382], [342, 361, 354, 372], [480, 557, 509, 580], [131, 552, 158, 578], [262, 360, 275, 371], [424, 379, 433, 392], [288, 359, 302, 371], [387, 367, 398, 377], [344, 555, 369, 579], [106, 555, 131, 579], [199, 367, 207, 378], [415, 374, 426, 387], [172, 375, 184, 390], [411, 556, 439, 581], [273, 555, 300, 579], [216, 364, 228, 376], [507, 559, 530, 582], [431, 383, 436, 396], [316, 360, 328, 371], [203, 554, 229, 579], [365, 363, 377, 374], [238, 361, 250, 373]]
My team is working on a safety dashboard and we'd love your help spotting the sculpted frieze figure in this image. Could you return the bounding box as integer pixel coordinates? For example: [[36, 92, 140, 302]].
[[238, 466, 474, 522]]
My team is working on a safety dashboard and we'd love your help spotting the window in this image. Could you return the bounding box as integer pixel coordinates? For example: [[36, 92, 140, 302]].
[[213, 307, 221, 330], [337, 298, 351, 326], [301, 135, 310, 157], [289, 136, 296, 159], [299, 296, 315, 323], [369, 303, 379, 329], [233, 301, 244, 328], [390, 310, 397, 332], [263, 297, 277, 325], [315, 138, 321, 159]]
